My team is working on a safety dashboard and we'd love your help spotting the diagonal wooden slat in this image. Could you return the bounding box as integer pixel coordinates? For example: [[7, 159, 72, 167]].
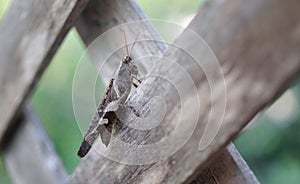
[[71, 0, 263, 183], [0, 0, 89, 147], [193, 143, 259, 184], [3, 104, 68, 184]]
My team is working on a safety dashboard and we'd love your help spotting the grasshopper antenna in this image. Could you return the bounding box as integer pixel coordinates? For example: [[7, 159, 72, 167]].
[[121, 20, 129, 56], [129, 32, 141, 56]]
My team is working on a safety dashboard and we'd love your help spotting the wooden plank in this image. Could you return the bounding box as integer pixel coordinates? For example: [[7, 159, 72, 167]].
[[72, 0, 260, 183], [76, 0, 166, 47], [0, 0, 89, 147], [192, 143, 259, 184], [3, 104, 68, 184]]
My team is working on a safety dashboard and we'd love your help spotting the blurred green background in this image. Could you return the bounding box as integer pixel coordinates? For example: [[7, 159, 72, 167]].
[[0, 0, 299, 183]]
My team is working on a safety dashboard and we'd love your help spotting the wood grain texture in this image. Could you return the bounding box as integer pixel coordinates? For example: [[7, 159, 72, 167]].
[[3, 104, 68, 184], [71, 0, 262, 183], [0, 0, 89, 147], [192, 143, 259, 184]]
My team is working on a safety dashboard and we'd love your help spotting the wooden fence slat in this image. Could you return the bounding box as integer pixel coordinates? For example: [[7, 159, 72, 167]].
[[192, 143, 259, 184], [0, 0, 89, 147], [3, 104, 68, 184], [71, 0, 262, 183]]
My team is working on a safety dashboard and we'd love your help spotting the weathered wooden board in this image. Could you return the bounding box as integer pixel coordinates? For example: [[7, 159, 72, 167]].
[[3, 105, 68, 184], [70, 0, 269, 183], [0, 0, 89, 147], [192, 143, 259, 184]]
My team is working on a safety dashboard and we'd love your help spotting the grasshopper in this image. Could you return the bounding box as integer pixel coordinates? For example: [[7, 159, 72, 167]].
[[77, 26, 140, 158]]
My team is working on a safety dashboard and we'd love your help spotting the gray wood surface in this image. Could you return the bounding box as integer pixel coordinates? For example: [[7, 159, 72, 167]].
[[3, 105, 68, 184], [70, 0, 277, 183], [0, 0, 89, 147], [192, 143, 259, 184]]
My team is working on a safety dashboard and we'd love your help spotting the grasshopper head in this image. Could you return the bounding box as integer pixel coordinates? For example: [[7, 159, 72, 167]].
[[122, 55, 132, 64]]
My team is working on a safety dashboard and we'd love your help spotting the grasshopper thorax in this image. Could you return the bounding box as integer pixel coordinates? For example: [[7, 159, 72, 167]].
[[122, 55, 132, 64]]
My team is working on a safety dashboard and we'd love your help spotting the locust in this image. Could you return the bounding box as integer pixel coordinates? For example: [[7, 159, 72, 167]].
[[77, 26, 140, 158]]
